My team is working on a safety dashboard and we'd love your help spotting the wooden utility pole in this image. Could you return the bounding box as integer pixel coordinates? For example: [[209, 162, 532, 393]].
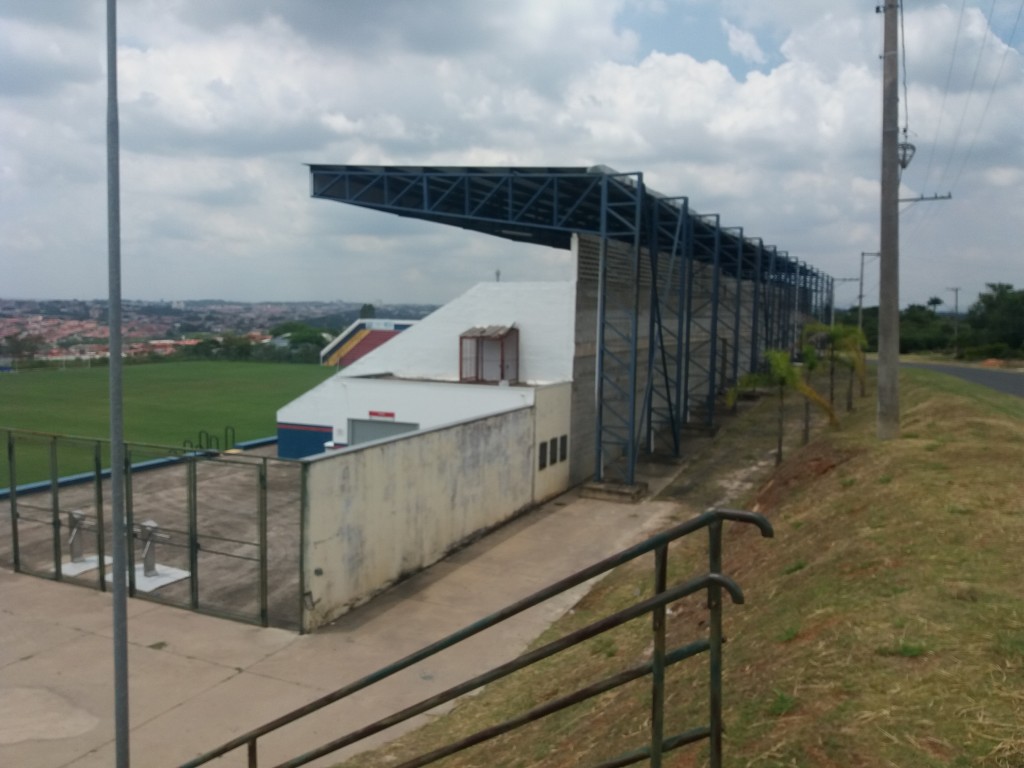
[[877, 1, 901, 440]]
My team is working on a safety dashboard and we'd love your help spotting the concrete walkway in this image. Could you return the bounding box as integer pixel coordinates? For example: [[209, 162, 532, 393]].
[[0, 485, 685, 767]]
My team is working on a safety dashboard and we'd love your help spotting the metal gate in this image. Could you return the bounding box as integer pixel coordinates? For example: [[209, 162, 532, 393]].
[[1, 429, 303, 629]]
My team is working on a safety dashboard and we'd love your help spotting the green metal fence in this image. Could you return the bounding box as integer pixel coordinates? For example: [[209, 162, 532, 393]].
[[181, 507, 773, 768], [1, 428, 304, 629]]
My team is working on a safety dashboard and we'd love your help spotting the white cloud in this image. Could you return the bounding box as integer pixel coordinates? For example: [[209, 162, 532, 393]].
[[721, 19, 766, 64], [0, 0, 1020, 310]]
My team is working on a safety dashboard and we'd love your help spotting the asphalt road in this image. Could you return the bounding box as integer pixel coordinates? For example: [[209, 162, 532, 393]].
[[901, 361, 1024, 398]]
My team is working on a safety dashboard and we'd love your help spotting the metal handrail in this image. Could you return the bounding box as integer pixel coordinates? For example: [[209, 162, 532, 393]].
[[180, 507, 773, 768]]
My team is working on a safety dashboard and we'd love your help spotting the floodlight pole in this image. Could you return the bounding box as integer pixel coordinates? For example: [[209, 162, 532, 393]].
[[877, 0, 901, 440], [106, 0, 131, 765]]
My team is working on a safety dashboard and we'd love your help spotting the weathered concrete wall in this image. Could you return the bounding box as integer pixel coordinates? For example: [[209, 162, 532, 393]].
[[533, 382, 572, 501], [302, 408, 535, 631]]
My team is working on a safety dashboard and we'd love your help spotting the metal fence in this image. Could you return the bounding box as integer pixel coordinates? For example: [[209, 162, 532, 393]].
[[182, 507, 773, 768], [1, 428, 304, 629]]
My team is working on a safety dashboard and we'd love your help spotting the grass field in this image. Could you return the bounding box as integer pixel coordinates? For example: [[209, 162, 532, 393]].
[[0, 361, 333, 484], [334, 367, 1024, 767]]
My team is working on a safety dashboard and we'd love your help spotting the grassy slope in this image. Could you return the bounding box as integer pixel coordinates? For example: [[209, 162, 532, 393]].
[[0, 361, 332, 482], [335, 368, 1024, 768]]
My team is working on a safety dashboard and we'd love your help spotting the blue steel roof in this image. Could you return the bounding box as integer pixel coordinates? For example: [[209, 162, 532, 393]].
[[308, 164, 820, 283]]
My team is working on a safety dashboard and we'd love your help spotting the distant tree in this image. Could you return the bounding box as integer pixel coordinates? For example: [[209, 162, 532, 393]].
[[359, 303, 376, 319], [269, 321, 312, 337], [193, 338, 222, 358], [926, 296, 943, 314], [220, 334, 252, 360], [900, 304, 952, 353], [3, 333, 46, 364], [967, 283, 1024, 351], [286, 327, 327, 349]]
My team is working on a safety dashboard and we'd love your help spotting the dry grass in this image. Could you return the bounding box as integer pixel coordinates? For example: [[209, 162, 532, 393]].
[[334, 367, 1024, 768]]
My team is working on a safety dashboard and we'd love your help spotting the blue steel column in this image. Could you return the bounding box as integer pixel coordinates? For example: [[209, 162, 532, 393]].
[[779, 255, 793, 351], [643, 195, 688, 457], [681, 236, 696, 426], [794, 262, 802, 346], [593, 172, 646, 484], [643, 199, 662, 455], [625, 176, 643, 485], [763, 247, 775, 350], [705, 217, 722, 426], [749, 239, 763, 372], [674, 201, 691, 441], [829, 276, 836, 325], [593, 176, 610, 482], [816, 269, 822, 320], [731, 230, 743, 387]]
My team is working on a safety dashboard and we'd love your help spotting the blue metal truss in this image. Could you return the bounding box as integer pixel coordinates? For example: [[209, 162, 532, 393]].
[[308, 165, 833, 486]]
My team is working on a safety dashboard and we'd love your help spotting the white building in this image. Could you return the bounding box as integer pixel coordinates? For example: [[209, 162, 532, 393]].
[[278, 282, 579, 626]]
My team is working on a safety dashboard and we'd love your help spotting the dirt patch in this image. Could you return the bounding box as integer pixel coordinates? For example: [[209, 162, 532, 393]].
[[752, 442, 858, 514]]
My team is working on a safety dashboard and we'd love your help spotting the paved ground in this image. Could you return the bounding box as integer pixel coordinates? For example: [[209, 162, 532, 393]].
[[2, 449, 306, 629], [0, 471, 687, 768]]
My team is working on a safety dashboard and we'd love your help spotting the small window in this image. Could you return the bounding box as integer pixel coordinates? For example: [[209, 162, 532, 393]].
[[549, 438, 558, 464], [559, 435, 568, 462], [459, 325, 519, 384], [539, 441, 547, 470]]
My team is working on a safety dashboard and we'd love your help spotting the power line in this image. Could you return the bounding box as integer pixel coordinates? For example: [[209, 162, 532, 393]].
[[918, 0, 968, 192], [936, 0, 999, 192], [947, 0, 1024, 190]]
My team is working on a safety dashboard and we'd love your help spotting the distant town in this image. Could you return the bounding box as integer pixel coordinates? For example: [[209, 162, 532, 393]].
[[0, 297, 436, 365]]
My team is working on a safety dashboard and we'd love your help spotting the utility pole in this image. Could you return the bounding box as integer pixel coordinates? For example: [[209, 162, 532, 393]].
[[858, 251, 880, 335], [877, 0, 902, 440], [948, 286, 960, 356], [106, 0, 130, 765], [830, 277, 859, 327]]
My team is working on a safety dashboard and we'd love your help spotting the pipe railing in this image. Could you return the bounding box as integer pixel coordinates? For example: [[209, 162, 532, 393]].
[[181, 507, 773, 768]]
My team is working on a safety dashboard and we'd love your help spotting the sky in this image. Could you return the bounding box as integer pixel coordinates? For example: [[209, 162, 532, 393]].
[[1, 1, 1022, 312]]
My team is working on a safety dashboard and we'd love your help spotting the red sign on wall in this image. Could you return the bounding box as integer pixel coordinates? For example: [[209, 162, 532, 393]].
[[368, 410, 396, 420]]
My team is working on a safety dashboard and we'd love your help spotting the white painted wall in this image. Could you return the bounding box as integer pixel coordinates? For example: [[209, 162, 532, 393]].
[[279, 377, 534, 446], [533, 382, 572, 501], [302, 408, 536, 631], [340, 282, 576, 384]]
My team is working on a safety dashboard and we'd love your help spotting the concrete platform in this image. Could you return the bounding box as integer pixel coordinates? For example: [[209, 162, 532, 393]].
[[0, 488, 685, 768]]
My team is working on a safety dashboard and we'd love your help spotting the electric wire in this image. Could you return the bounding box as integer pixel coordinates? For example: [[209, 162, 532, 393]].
[[917, 0, 968, 192], [947, 0, 1024, 190], [935, 0, 998, 192]]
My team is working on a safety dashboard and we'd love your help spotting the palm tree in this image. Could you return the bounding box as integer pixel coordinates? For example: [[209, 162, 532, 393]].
[[730, 349, 837, 466], [803, 322, 867, 409], [835, 325, 868, 411]]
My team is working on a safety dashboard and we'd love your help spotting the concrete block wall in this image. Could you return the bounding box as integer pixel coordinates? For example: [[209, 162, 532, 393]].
[[302, 408, 535, 631]]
